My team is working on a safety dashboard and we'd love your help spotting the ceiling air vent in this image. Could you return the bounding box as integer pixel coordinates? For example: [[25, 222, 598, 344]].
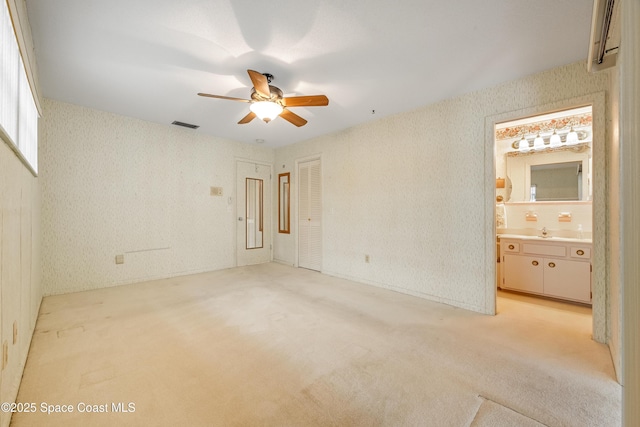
[[172, 120, 199, 129]]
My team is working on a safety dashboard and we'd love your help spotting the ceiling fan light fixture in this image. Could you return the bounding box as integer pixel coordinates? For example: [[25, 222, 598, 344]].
[[250, 101, 283, 123], [199, 69, 328, 127]]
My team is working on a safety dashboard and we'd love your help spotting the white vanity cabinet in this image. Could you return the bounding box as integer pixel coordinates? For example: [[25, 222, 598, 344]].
[[499, 236, 592, 304]]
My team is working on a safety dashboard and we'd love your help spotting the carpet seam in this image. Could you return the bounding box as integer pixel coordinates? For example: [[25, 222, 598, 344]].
[[476, 394, 551, 427]]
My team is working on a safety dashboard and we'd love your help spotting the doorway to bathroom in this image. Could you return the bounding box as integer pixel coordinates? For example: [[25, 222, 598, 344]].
[[488, 95, 607, 344]]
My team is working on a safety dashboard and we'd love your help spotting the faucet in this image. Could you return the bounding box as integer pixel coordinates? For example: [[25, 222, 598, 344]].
[[541, 227, 548, 237]]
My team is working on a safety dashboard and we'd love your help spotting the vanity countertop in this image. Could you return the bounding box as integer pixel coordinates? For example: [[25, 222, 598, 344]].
[[498, 233, 592, 244]]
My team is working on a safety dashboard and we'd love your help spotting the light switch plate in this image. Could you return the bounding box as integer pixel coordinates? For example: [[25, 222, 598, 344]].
[[210, 186, 223, 196], [115, 254, 124, 264]]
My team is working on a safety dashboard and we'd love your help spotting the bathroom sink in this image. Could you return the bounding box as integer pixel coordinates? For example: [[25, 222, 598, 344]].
[[498, 233, 591, 243]]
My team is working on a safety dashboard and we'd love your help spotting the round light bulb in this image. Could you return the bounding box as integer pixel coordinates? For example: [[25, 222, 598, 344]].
[[250, 101, 283, 123]]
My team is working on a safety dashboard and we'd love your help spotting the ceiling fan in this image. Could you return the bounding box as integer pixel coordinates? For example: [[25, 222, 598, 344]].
[[198, 70, 329, 127]]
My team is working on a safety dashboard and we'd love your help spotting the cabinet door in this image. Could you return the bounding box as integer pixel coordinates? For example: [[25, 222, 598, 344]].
[[502, 254, 544, 294], [543, 259, 591, 303]]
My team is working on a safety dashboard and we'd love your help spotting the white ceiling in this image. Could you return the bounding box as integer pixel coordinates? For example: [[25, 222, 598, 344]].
[[25, 0, 593, 148]]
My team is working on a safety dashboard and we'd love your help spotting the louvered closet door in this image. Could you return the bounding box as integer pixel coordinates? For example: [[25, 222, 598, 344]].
[[298, 159, 322, 271]]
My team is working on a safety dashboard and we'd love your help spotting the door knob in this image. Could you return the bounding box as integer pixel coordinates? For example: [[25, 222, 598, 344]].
[[532, 260, 539, 266], [548, 262, 556, 268]]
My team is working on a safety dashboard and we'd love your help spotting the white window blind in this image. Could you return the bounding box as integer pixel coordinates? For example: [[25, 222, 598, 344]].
[[1, 0, 38, 173], [1, 2, 19, 142], [18, 55, 37, 171]]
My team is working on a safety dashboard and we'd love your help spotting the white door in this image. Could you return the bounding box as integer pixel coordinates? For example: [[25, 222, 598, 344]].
[[236, 161, 272, 266], [298, 159, 322, 271]]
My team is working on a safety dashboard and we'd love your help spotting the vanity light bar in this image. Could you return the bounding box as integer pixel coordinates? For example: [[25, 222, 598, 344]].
[[506, 141, 589, 158], [512, 129, 589, 150]]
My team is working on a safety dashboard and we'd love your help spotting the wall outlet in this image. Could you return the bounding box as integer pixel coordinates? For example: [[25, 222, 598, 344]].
[[115, 254, 124, 264], [365, 254, 370, 263], [13, 321, 17, 344]]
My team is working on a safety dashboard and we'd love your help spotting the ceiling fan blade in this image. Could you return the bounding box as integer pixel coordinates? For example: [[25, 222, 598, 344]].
[[238, 111, 257, 124], [198, 93, 251, 102], [247, 69, 271, 98], [280, 109, 308, 127], [282, 95, 329, 107]]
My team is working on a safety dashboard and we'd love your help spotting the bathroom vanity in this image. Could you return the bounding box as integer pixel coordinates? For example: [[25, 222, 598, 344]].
[[498, 234, 592, 304]]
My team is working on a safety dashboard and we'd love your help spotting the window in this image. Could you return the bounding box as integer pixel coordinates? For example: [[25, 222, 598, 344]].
[[1, 0, 38, 174]]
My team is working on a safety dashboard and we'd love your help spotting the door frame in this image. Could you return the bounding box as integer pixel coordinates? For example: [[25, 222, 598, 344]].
[[294, 154, 322, 269], [484, 92, 607, 343], [235, 158, 274, 267]]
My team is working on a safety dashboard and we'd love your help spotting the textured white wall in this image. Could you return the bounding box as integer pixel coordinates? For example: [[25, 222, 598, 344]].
[[40, 99, 273, 295], [274, 61, 610, 315], [0, 141, 41, 427]]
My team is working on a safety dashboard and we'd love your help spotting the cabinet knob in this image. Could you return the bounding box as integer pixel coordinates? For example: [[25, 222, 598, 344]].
[[548, 262, 556, 268], [577, 249, 584, 256], [532, 260, 539, 266], [508, 244, 515, 250]]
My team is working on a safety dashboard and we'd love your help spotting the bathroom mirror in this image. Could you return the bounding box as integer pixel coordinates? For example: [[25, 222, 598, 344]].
[[246, 178, 263, 249], [505, 144, 591, 202], [531, 161, 582, 201], [278, 173, 290, 234]]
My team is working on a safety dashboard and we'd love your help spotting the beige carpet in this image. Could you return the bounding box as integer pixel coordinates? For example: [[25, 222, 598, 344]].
[[12, 263, 620, 426]]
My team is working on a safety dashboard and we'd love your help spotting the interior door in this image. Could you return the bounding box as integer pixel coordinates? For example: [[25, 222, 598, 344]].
[[236, 161, 271, 266], [298, 158, 322, 271]]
